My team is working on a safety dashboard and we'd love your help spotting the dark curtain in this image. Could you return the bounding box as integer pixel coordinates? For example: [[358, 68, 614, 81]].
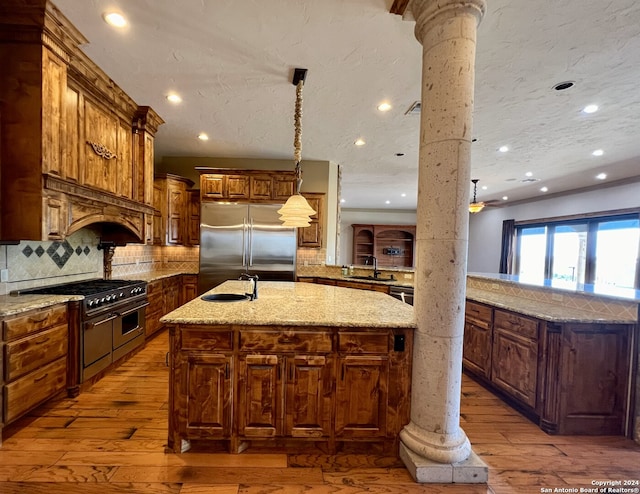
[[499, 219, 516, 274]]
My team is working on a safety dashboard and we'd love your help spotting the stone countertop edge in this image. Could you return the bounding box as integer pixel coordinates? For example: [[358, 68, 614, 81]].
[[466, 288, 636, 324], [114, 269, 198, 283], [0, 294, 83, 317], [161, 280, 416, 329]]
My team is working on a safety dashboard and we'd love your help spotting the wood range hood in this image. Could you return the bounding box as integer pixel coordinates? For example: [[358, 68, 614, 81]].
[[0, 0, 162, 246]]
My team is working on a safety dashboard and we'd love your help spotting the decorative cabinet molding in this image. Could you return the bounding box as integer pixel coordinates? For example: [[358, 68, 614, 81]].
[[463, 300, 635, 436], [0, 3, 162, 243]]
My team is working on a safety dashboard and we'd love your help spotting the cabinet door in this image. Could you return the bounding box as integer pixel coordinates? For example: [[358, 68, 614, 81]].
[[181, 354, 232, 438], [164, 277, 181, 314], [226, 175, 250, 199], [336, 355, 388, 438], [463, 302, 493, 379], [167, 181, 186, 245], [491, 327, 538, 409], [201, 175, 225, 200], [238, 354, 281, 437], [181, 275, 198, 304], [285, 355, 332, 438], [298, 193, 324, 248], [250, 175, 273, 200], [272, 174, 296, 200], [42, 48, 66, 178], [188, 190, 200, 245]]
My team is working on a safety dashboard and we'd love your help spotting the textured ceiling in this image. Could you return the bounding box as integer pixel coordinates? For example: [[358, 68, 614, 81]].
[[53, 0, 640, 210]]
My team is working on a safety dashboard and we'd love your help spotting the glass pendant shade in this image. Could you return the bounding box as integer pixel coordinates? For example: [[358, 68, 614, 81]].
[[278, 193, 316, 227], [468, 202, 485, 213]]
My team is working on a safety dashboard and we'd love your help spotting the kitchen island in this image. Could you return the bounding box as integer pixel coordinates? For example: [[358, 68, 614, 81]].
[[161, 280, 416, 454]]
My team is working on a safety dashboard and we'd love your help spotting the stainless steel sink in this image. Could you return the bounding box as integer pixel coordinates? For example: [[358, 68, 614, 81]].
[[201, 293, 250, 302]]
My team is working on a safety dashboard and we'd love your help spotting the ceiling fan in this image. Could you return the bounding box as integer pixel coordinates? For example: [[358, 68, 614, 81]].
[[469, 179, 500, 213]]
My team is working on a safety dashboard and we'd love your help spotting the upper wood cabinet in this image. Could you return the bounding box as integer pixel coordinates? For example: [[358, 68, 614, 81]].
[[153, 174, 195, 246], [0, 3, 161, 243], [352, 225, 416, 268], [198, 168, 297, 203], [298, 193, 324, 248]]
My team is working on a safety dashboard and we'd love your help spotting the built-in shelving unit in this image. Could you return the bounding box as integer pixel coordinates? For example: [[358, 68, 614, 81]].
[[352, 224, 416, 268]]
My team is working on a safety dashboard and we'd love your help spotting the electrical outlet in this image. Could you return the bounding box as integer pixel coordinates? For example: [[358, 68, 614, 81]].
[[1, 269, 8, 282], [403, 273, 413, 280]]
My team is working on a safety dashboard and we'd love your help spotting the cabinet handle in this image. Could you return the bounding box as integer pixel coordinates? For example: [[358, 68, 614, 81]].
[[28, 314, 49, 324], [341, 364, 344, 381], [34, 373, 49, 382], [36, 337, 50, 345], [165, 352, 170, 367], [225, 363, 229, 379], [277, 363, 281, 380], [289, 364, 293, 381]]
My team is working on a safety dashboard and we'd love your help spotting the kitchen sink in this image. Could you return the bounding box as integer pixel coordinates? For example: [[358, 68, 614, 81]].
[[201, 293, 251, 302]]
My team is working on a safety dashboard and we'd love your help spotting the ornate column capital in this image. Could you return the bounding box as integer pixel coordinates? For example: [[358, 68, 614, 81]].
[[409, 0, 486, 44]]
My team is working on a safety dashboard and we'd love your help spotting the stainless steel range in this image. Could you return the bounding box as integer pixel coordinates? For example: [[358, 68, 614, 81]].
[[19, 279, 148, 382]]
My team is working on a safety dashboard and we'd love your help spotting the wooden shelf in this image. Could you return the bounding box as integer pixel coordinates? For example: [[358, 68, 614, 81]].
[[352, 224, 416, 268]]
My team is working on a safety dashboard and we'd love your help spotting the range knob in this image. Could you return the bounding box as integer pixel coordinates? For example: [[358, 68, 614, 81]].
[[119, 292, 125, 298]]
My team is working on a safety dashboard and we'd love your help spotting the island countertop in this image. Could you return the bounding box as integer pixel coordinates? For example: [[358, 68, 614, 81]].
[[160, 280, 416, 328]]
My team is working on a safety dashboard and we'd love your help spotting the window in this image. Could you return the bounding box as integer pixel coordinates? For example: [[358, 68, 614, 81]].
[[514, 213, 640, 289]]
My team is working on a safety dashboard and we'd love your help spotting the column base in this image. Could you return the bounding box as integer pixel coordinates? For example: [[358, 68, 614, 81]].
[[400, 443, 488, 484]]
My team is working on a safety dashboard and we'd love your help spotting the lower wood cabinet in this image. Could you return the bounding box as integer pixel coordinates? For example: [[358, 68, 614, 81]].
[[2, 304, 68, 427], [167, 324, 412, 453], [463, 299, 635, 436], [146, 275, 198, 339]]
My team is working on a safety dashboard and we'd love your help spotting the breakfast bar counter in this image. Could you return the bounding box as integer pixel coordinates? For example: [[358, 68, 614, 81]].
[[162, 281, 415, 454]]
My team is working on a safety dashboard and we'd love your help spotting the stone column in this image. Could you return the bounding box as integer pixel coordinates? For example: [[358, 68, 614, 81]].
[[399, 0, 488, 483]]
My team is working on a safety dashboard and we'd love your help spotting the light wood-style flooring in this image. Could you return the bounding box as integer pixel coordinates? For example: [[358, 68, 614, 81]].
[[1, 330, 638, 494]]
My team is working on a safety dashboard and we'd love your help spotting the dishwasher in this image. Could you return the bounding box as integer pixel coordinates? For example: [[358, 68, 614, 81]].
[[389, 286, 414, 305]]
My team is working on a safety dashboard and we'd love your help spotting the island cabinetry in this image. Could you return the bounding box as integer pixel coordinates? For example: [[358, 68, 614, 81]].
[[2, 304, 68, 427], [236, 328, 333, 440], [540, 322, 633, 435], [490, 310, 540, 410], [462, 301, 493, 380], [167, 321, 412, 453]]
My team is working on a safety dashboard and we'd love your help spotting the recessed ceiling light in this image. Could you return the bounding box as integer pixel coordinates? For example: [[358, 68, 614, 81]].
[[481, 185, 487, 190], [583, 104, 599, 114], [502, 196, 508, 201], [102, 12, 127, 28], [540, 186, 548, 192], [401, 193, 406, 197], [197, 133, 209, 141], [385, 200, 390, 205], [592, 149, 604, 156], [596, 173, 607, 180], [340, 198, 346, 203], [552, 81, 574, 91], [166, 93, 182, 103], [377, 102, 392, 112], [354, 138, 366, 146], [498, 145, 509, 153], [525, 171, 533, 177]]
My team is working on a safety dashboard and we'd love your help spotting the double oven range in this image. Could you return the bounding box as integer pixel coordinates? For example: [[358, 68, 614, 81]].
[[20, 279, 148, 382]]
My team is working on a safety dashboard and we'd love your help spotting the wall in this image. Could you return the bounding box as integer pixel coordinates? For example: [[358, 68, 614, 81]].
[[339, 209, 417, 266], [467, 179, 640, 273], [158, 156, 341, 264]]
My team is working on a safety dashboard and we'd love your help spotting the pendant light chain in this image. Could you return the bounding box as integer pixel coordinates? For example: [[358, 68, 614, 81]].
[[294, 80, 303, 165]]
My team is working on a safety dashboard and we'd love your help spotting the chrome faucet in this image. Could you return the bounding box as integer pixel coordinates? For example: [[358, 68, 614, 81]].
[[365, 256, 381, 279], [239, 273, 259, 300]]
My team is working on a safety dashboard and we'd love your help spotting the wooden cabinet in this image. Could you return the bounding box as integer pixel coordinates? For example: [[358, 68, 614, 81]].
[[167, 324, 412, 453], [145, 279, 164, 339], [0, 5, 161, 243], [181, 275, 199, 304], [198, 169, 297, 203], [187, 190, 200, 246], [153, 174, 195, 246], [462, 301, 493, 380], [2, 304, 68, 425], [164, 276, 182, 315], [298, 193, 324, 248], [352, 225, 416, 268], [491, 310, 539, 410], [462, 300, 635, 436], [147, 275, 198, 340]]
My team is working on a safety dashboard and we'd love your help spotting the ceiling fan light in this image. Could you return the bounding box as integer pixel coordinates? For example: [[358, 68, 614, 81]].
[[469, 202, 485, 214]]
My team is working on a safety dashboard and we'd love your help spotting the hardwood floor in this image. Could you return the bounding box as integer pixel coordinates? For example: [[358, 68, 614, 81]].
[[1, 330, 638, 494]]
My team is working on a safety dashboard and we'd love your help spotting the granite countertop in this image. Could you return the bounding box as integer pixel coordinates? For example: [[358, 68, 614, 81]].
[[161, 280, 416, 328], [0, 294, 82, 317], [114, 269, 198, 283], [467, 287, 636, 324]]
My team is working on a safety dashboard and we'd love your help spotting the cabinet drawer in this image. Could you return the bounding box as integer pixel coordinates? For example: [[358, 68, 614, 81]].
[[239, 330, 332, 352], [182, 329, 233, 351], [465, 301, 492, 329], [4, 356, 67, 424], [3, 304, 67, 341], [5, 323, 68, 381], [338, 331, 388, 353], [494, 310, 538, 340]]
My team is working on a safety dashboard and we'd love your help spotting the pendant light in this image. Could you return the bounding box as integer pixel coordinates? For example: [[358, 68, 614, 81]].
[[277, 68, 316, 227], [469, 179, 485, 213]]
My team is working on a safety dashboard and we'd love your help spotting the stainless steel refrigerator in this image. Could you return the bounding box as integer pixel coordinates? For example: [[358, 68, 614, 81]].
[[198, 202, 297, 294]]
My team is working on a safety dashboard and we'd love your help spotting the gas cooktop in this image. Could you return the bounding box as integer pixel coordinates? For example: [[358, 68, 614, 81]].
[[16, 279, 146, 296]]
